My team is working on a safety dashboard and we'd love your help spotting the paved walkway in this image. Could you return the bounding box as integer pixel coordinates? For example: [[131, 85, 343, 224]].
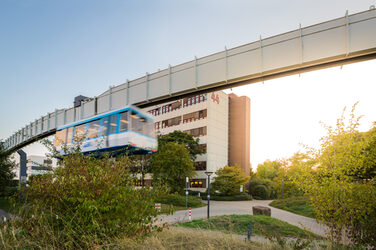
[[157, 200, 328, 237]]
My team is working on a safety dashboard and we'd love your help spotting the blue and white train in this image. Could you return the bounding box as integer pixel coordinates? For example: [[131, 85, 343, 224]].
[[54, 105, 157, 155]]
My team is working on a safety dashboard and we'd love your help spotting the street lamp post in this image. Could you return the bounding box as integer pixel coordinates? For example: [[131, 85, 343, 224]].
[[204, 171, 213, 219], [185, 177, 189, 208]]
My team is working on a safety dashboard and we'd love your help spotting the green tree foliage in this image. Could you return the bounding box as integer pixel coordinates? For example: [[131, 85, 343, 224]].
[[158, 130, 203, 160], [256, 160, 281, 180], [0, 142, 15, 195], [274, 152, 315, 198], [297, 104, 376, 245], [152, 142, 195, 193], [248, 177, 276, 199], [22, 149, 165, 245], [211, 165, 250, 196]]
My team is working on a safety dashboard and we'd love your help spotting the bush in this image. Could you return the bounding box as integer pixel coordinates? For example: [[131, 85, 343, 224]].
[[0, 186, 18, 197], [201, 193, 252, 201], [253, 185, 269, 200], [20, 151, 165, 247], [157, 193, 203, 208], [249, 178, 276, 199]]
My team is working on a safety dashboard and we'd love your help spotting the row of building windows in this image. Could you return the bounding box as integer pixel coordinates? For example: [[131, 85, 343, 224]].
[[184, 126, 207, 137], [183, 109, 207, 123], [161, 116, 181, 128], [153, 109, 207, 130], [148, 94, 207, 117], [183, 94, 207, 108]]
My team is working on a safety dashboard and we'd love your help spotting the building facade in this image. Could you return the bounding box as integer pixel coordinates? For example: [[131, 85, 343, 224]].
[[143, 91, 250, 189]]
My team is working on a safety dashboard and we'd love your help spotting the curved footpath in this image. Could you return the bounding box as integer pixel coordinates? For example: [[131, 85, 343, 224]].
[[157, 200, 328, 237]]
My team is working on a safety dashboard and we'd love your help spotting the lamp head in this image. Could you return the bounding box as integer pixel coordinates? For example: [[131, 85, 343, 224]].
[[204, 171, 213, 176]]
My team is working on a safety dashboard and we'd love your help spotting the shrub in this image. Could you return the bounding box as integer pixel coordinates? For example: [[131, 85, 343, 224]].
[[1, 186, 18, 197], [157, 193, 203, 208], [21, 151, 166, 246], [253, 185, 269, 200], [249, 178, 276, 199]]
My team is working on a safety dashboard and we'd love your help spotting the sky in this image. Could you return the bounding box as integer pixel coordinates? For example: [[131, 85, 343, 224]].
[[1, 0, 376, 170]]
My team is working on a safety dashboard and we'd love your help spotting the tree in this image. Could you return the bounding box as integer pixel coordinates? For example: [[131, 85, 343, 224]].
[[211, 165, 250, 196], [0, 142, 15, 195], [256, 160, 281, 180], [152, 142, 195, 193], [273, 152, 315, 198], [158, 130, 203, 160], [296, 104, 376, 245]]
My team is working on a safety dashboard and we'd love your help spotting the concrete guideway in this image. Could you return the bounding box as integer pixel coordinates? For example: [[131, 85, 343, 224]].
[[158, 200, 328, 237]]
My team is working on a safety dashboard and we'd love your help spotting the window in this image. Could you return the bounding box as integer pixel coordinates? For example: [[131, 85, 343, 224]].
[[74, 124, 86, 141], [194, 161, 207, 171], [148, 119, 156, 137], [66, 127, 73, 143], [43, 159, 52, 165], [155, 121, 160, 130], [183, 94, 207, 108], [87, 120, 100, 139], [183, 109, 207, 123], [161, 116, 181, 128], [54, 130, 63, 146], [139, 116, 147, 135], [131, 112, 139, 132], [102, 114, 118, 135], [119, 111, 129, 132], [190, 179, 206, 188], [184, 126, 207, 137]]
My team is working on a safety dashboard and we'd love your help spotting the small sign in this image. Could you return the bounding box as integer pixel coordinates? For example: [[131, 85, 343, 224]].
[[20, 176, 27, 183], [240, 185, 244, 193], [155, 203, 161, 212]]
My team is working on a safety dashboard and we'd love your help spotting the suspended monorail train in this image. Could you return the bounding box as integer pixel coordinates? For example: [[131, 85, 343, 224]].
[[54, 105, 157, 155]]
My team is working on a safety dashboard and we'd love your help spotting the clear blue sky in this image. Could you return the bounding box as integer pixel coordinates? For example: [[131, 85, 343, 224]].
[[1, 0, 376, 168]]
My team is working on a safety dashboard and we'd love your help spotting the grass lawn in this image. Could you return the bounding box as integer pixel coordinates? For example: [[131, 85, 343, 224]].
[[0, 196, 12, 213], [269, 196, 315, 218], [177, 214, 321, 239]]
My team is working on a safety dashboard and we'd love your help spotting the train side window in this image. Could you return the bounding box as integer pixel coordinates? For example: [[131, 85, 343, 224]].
[[119, 111, 129, 132], [87, 120, 100, 139], [139, 116, 147, 135], [102, 115, 117, 135], [66, 127, 73, 143], [131, 112, 139, 132], [74, 124, 86, 141], [101, 117, 108, 136], [61, 129, 67, 144], [109, 114, 118, 134], [148, 120, 156, 138], [54, 130, 62, 146]]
